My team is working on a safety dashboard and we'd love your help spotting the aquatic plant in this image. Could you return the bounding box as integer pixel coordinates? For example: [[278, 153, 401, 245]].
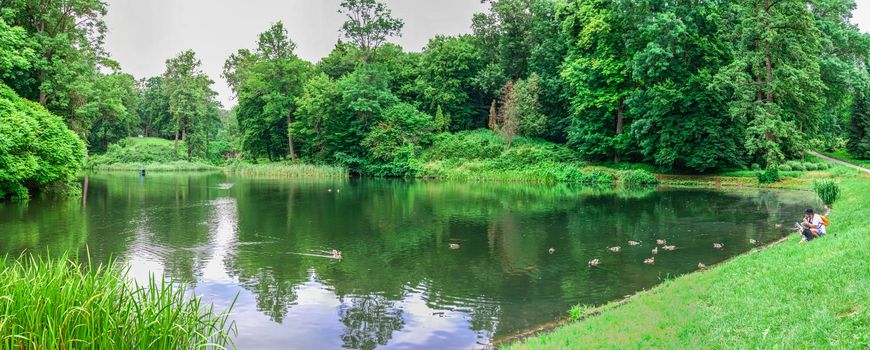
[[813, 180, 840, 206], [568, 304, 592, 321], [226, 162, 348, 178], [0, 254, 237, 349]]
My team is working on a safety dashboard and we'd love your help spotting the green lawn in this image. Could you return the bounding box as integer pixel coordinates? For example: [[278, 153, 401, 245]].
[[819, 149, 870, 169], [508, 178, 870, 349]]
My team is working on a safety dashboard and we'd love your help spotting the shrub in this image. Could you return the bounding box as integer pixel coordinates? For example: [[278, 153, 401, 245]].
[[0, 84, 85, 200], [751, 163, 761, 171], [777, 164, 793, 172], [619, 170, 658, 186], [793, 163, 807, 171], [424, 130, 505, 161], [804, 162, 818, 171], [568, 304, 592, 321], [813, 180, 840, 206], [756, 168, 781, 184]]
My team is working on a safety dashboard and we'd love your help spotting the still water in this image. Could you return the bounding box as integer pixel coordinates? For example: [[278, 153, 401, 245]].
[[0, 172, 817, 349]]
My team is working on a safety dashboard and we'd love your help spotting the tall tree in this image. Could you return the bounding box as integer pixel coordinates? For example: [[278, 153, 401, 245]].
[[163, 50, 219, 160], [338, 0, 404, 61], [715, 0, 824, 165], [560, 0, 633, 162]]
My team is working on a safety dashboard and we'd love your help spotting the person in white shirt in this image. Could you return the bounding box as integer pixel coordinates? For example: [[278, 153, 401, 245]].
[[799, 208, 826, 240]]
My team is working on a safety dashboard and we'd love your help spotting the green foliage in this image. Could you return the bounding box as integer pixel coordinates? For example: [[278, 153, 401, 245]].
[[813, 180, 840, 206], [424, 129, 508, 161], [756, 168, 781, 184], [0, 254, 235, 349], [86, 137, 182, 166], [618, 170, 658, 187], [0, 84, 85, 200], [848, 88, 870, 159], [338, 0, 404, 55], [362, 103, 433, 175], [226, 162, 347, 178], [568, 304, 592, 321], [415, 35, 488, 130]]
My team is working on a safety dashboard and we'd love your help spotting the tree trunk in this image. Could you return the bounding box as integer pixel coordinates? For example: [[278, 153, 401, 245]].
[[614, 99, 625, 164], [287, 116, 296, 162], [81, 176, 89, 208], [764, 0, 773, 103], [488, 100, 498, 129], [174, 117, 180, 155], [755, 40, 763, 102], [183, 127, 190, 161]]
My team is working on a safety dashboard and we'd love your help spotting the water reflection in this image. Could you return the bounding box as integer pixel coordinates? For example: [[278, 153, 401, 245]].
[[0, 172, 819, 349]]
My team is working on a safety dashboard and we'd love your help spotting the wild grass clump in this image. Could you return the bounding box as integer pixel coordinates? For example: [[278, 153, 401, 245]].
[[756, 167, 781, 184], [618, 170, 658, 186], [89, 161, 220, 172], [568, 304, 592, 321], [813, 180, 840, 206], [0, 254, 236, 349], [226, 162, 348, 178]]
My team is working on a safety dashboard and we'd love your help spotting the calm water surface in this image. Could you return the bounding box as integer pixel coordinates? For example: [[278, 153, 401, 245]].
[[0, 172, 817, 349]]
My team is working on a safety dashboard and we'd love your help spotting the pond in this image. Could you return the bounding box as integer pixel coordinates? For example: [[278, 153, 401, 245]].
[[0, 172, 817, 349]]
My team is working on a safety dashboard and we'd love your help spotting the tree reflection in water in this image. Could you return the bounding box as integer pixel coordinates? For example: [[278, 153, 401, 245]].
[[339, 294, 405, 350]]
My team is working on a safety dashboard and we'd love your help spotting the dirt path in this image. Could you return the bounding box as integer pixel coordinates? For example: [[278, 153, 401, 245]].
[[808, 151, 870, 174]]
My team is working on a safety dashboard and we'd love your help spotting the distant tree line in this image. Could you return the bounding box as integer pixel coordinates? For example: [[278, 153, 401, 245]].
[[1, 0, 869, 181]]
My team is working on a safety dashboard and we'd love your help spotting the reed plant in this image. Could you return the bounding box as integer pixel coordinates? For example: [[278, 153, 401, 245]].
[[0, 254, 236, 349], [813, 180, 840, 206]]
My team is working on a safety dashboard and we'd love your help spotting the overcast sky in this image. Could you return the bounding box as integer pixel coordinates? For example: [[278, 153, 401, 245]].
[[103, 0, 870, 108]]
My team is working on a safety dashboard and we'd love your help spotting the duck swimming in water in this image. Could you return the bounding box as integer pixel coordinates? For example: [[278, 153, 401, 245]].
[[628, 241, 641, 246], [331, 250, 342, 259], [662, 245, 676, 251], [698, 262, 707, 270], [656, 239, 666, 245], [608, 246, 621, 253], [651, 247, 658, 255], [449, 243, 460, 250], [588, 259, 600, 267], [548, 247, 555, 254], [749, 239, 758, 245], [713, 243, 724, 249], [643, 257, 655, 265]]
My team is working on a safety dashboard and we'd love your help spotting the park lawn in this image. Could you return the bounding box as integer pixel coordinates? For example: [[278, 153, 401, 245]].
[[508, 178, 870, 350], [820, 149, 870, 169]]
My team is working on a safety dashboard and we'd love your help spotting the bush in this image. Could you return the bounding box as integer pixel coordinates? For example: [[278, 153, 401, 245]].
[[804, 162, 818, 171], [86, 137, 183, 168], [793, 163, 807, 171], [777, 164, 793, 172], [756, 168, 781, 184], [619, 170, 658, 186], [424, 130, 505, 161], [813, 180, 840, 206], [751, 163, 761, 171], [0, 84, 85, 200]]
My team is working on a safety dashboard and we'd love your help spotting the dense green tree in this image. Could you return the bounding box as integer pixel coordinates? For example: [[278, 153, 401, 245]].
[[0, 83, 85, 200], [362, 102, 433, 175], [0, 18, 35, 83], [227, 22, 311, 161], [295, 73, 344, 161], [338, 0, 404, 61], [848, 85, 870, 158], [715, 0, 824, 165], [163, 50, 220, 161], [136, 76, 172, 138], [79, 72, 139, 153], [623, 0, 744, 172], [560, 0, 633, 162], [414, 35, 487, 130]]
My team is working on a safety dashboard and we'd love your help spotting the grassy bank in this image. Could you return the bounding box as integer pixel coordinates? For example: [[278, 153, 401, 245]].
[[0, 254, 236, 349], [818, 149, 870, 169], [507, 178, 869, 349], [225, 162, 348, 178], [88, 160, 220, 172]]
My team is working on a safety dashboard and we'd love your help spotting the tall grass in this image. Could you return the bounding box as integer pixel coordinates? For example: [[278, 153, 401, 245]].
[[225, 162, 348, 178], [0, 254, 236, 349], [618, 169, 659, 186], [813, 180, 840, 206], [88, 161, 220, 172]]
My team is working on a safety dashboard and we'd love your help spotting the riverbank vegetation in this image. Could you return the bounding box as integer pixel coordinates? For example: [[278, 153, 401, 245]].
[[0, 254, 236, 349], [507, 178, 869, 349]]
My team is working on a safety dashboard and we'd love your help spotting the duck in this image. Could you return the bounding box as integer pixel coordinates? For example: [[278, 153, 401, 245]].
[[331, 249, 342, 259], [328, 189, 332, 192], [713, 243, 724, 249], [608, 246, 621, 253], [588, 259, 600, 267], [643, 257, 655, 265], [448, 243, 460, 250], [548, 247, 556, 254], [662, 245, 676, 251], [774, 223, 782, 228], [628, 240, 641, 246], [698, 262, 707, 270], [749, 239, 758, 245], [651, 247, 658, 255], [656, 239, 666, 245]]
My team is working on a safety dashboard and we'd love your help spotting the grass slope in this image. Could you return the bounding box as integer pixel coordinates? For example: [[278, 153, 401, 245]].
[[509, 178, 870, 349], [86, 137, 217, 171]]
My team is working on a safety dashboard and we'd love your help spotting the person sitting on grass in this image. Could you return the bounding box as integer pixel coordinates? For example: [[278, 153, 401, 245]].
[[797, 208, 826, 242]]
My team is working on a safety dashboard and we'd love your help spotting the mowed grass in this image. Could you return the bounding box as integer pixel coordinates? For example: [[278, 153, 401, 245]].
[[820, 149, 870, 169], [0, 254, 237, 349], [225, 162, 348, 178], [508, 178, 870, 349]]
